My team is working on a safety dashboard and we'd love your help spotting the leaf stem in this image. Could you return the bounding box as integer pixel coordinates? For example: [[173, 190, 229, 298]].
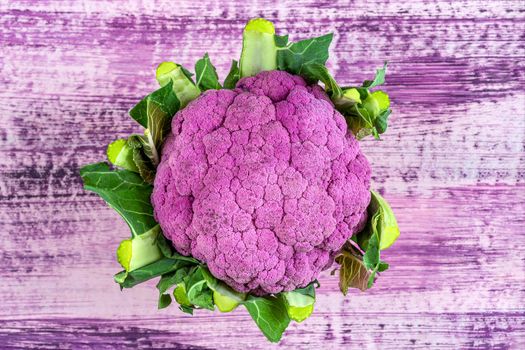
[[146, 129, 159, 166]]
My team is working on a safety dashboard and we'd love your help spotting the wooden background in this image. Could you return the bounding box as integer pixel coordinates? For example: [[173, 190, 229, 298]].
[[1, 0, 524, 348]]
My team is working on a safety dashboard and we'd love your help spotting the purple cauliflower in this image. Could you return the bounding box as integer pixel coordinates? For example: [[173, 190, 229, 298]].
[[152, 70, 371, 295]]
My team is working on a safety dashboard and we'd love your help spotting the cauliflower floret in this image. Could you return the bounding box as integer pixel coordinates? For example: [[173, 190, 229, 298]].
[[152, 70, 371, 295]]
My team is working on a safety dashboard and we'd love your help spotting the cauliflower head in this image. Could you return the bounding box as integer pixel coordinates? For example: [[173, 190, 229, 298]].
[[152, 70, 371, 295]]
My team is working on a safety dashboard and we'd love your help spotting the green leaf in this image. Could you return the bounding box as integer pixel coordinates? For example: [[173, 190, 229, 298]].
[[157, 236, 178, 258], [135, 83, 179, 165], [158, 293, 172, 309], [342, 88, 361, 104], [79, 162, 156, 237], [129, 81, 179, 128], [340, 102, 377, 140], [213, 290, 240, 313], [366, 257, 389, 289], [335, 249, 371, 293], [106, 139, 138, 172], [274, 34, 289, 48], [114, 270, 127, 285], [156, 62, 201, 107], [374, 108, 392, 134], [156, 267, 191, 294], [223, 60, 240, 89], [340, 190, 398, 293], [361, 90, 390, 126], [374, 191, 400, 250], [331, 64, 392, 140], [373, 90, 390, 111], [155, 234, 199, 263], [179, 66, 195, 81], [200, 267, 246, 302], [362, 62, 387, 88], [284, 283, 316, 302], [174, 283, 193, 308], [300, 63, 342, 99], [156, 232, 175, 258], [145, 101, 176, 163], [156, 266, 193, 310], [195, 53, 221, 91], [183, 267, 215, 310], [333, 89, 362, 124], [363, 231, 380, 270], [179, 304, 195, 315], [243, 295, 291, 343], [240, 18, 278, 77], [282, 283, 316, 323], [367, 268, 378, 289], [200, 267, 246, 312], [126, 82, 179, 182], [129, 99, 148, 128], [378, 261, 390, 272], [277, 33, 333, 75], [358, 191, 400, 251], [114, 257, 191, 289], [127, 135, 156, 184]]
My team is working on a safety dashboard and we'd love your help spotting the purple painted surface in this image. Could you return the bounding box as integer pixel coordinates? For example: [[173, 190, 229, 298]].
[[1, 0, 524, 349]]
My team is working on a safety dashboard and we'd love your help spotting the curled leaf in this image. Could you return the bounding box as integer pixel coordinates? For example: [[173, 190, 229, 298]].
[[174, 283, 193, 307], [127, 135, 156, 184], [183, 267, 215, 310], [357, 191, 400, 251], [213, 290, 240, 313], [243, 295, 290, 343], [107, 139, 138, 172], [335, 249, 371, 293], [282, 283, 316, 323], [79, 162, 156, 237]]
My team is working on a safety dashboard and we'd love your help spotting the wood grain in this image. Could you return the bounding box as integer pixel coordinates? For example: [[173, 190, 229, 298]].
[[1, 0, 524, 348]]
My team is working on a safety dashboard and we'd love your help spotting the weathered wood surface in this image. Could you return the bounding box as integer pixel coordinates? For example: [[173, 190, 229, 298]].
[[1, 0, 524, 348]]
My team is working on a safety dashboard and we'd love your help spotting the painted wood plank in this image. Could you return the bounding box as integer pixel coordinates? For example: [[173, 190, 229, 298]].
[[1, 313, 523, 349]]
